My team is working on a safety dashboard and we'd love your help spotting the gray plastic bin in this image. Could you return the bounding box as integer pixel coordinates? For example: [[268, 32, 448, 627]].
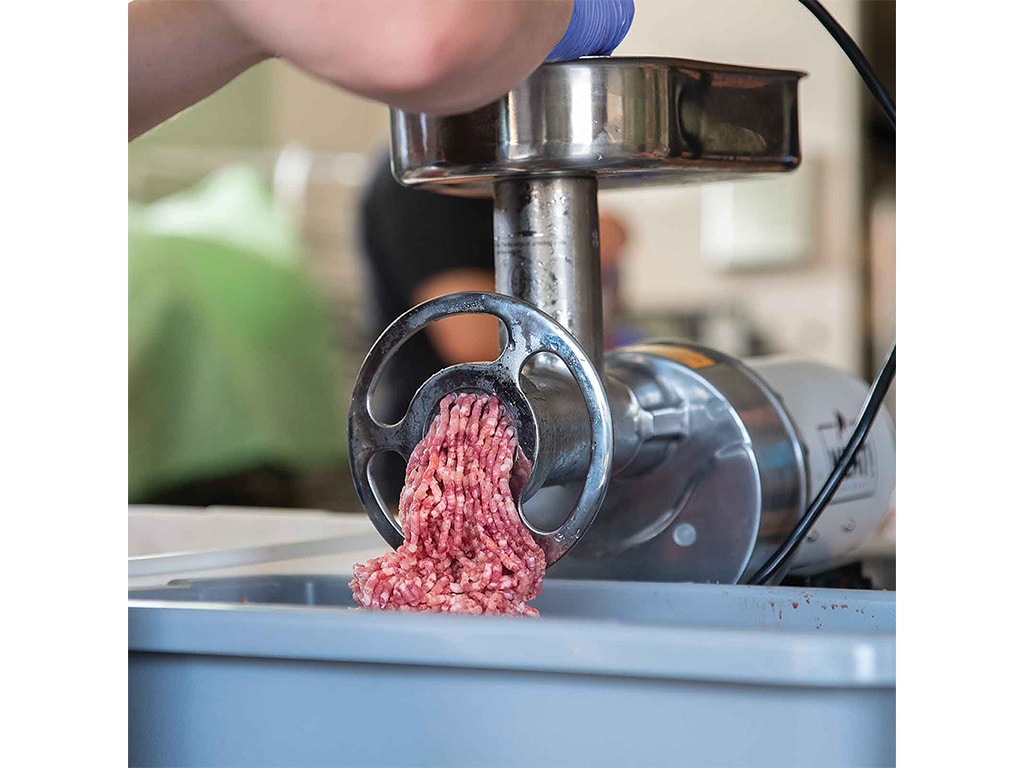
[[129, 576, 895, 767]]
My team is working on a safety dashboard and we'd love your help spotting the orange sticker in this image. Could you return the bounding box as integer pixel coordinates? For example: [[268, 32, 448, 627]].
[[631, 344, 716, 370]]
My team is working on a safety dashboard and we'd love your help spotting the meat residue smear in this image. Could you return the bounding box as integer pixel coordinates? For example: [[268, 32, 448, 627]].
[[350, 393, 546, 616]]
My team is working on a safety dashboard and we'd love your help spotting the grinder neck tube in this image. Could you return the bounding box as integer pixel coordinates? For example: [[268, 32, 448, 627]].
[[493, 176, 605, 368]]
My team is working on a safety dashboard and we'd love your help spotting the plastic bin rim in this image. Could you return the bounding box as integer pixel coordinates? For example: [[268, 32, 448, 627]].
[[128, 598, 895, 689]]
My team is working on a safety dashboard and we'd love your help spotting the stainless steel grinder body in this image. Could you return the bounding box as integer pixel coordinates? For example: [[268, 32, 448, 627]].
[[349, 57, 894, 583], [537, 344, 895, 583]]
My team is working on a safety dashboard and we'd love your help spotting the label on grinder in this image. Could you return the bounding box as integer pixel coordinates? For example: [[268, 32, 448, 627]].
[[816, 411, 878, 502]]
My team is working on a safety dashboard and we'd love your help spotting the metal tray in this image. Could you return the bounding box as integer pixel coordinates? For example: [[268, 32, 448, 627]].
[[391, 56, 805, 196]]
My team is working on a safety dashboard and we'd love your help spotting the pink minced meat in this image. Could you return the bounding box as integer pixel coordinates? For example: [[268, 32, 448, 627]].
[[350, 392, 546, 616]]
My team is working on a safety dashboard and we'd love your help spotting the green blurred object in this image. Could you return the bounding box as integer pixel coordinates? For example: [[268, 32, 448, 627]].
[[129, 165, 347, 503]]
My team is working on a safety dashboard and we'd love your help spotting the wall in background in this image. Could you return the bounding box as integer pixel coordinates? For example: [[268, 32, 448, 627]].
[[268, 66, 390, 154], [128, 64, 274, 196]]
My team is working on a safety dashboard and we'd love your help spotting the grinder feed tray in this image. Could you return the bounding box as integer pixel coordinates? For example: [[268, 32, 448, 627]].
[[391, 56, 805, 196]]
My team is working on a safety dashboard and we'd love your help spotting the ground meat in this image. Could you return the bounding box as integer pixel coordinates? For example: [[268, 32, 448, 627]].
[[350, 392, 546, 616]]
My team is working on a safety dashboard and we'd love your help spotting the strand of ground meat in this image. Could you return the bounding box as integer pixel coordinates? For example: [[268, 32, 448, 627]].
[[350, 392, 546, 616]]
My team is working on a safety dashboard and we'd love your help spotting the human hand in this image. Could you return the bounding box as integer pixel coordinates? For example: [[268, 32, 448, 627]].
[[210, 0, 576, 116], [131, 1, 635, 139]]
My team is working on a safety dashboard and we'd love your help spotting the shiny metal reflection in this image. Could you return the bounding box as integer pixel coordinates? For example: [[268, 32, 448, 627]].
[[390, 56, 805, 196]]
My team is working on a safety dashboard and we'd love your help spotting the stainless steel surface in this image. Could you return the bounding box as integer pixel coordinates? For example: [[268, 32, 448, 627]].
[[547, 342, 808, 585], [494, 176, 604, 366], [391, 57, 804, 196], [348, 291, 613, 565]]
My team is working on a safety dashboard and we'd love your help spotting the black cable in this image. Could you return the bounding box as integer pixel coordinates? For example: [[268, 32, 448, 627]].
[[748, 1, 897, 586], [797, 0, 895, 128], [750, 344, 895, 585]]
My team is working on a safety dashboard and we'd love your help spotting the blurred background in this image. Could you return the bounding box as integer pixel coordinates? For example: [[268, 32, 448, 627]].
[[127, 0, 895, 515]]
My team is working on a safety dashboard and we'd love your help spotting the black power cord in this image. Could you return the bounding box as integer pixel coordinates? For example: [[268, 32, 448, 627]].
[[797, 0, 895, 129], [749, 0, 896, 586]]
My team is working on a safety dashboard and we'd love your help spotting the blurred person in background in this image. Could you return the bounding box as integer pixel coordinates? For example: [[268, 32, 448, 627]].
[[357, 152, 638, 506], [129, 166, 348, 507]]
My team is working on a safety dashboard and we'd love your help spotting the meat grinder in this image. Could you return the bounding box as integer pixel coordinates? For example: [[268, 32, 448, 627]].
[[348, 57, 895, 585]]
